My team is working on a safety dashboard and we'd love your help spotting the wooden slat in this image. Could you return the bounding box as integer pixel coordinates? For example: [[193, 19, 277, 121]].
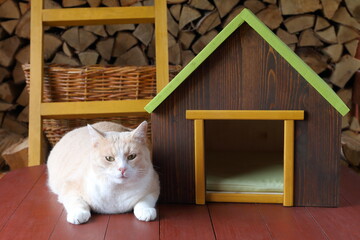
[[42, 7, 155, 26], [0, 171, 63, 239], [336, 166, 360, 239], [206, 192, 283, 204], [186, 110, 305, 120], [307, 197, 360, 239], [105, 213, 159, 240], [154, 0, 169, 92], [41, 100, 151, 119], [209, 203, 272, 240], [295, 86, 341, 206], [283, 120, 294, 206], [0, 166, 45, 231], [159, 204, 215, 240], [28, 0, 44, 166], [258, 204, 328, 240], [0, 165, 360, 239], [194, 120, 205, 204], [50, 212, 109, 240]]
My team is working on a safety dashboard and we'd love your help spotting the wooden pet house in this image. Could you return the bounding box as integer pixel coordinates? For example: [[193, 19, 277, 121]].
[[145, 9, 349, 207]]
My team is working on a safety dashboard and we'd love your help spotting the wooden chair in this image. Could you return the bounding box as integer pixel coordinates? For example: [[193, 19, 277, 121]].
[[28, 0, 169, 166]]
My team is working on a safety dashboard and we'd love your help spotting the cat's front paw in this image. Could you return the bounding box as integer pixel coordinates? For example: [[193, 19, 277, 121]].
[[67, 209, 91, 224], [134, 207, 157, 222]]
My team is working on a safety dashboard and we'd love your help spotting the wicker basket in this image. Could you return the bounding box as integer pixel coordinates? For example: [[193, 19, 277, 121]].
[[23, 64, 181, 146]]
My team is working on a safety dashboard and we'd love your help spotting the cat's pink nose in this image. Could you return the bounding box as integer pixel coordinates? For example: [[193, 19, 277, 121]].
[[119, 167, 127, 175]]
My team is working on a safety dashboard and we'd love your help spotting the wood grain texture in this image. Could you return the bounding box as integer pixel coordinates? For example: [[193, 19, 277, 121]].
[[186, 110, 304, 119], [0, 166, 45, 231], [307, 197, 360, 240], [340, 166, 360, 205], [194, 119, 205, 204], [105, 212, 159, 240], [159, 204, 215, 240], [206, 192, 283, 204], [29, 0, 44, 166], [295, 85, 340, 206], [154, 0, 169, 92], [41, 100, 150, 119], [152, 23, 341, 206], [0, 165, 359, 239], [42, 7, 155, 26], [258, 204, 328, 240], [0, 171, 63, 240], [209, 203, 272, 240], [283, 120, 294, 206], [50, 212, 109, 240]]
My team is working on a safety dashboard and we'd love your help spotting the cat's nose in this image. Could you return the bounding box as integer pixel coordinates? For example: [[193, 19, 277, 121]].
[[119, 167, 127, 175]]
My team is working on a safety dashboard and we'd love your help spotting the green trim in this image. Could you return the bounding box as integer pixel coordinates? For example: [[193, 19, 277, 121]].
[[241, 10, 349, 116], [145, 8, 350, 116], [144, 13, 245, 113]]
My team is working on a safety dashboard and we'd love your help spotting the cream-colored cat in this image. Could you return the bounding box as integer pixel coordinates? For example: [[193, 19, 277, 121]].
[[47, 121, 159, 224]]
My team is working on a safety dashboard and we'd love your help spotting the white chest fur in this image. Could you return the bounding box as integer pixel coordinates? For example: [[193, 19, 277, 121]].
[[84, 171, 152, 214]]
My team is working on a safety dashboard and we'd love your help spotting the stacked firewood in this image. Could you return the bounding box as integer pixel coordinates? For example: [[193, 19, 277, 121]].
[[0, 0, 360, 170], [0, 0, 30, 170], [341, 41, 360, 169]]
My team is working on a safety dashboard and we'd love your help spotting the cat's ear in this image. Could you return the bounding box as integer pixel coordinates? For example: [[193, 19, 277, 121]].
[[132, 121, 148, 143], [87, 124, 105, 145]]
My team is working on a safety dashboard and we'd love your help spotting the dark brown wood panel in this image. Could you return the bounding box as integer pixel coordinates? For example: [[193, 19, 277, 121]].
[[50, 211, 109, 240], [0, 172, 63, 240], [152, 23, 341, 206], [159, 204, 215, 240], [0, 165, 45, 231], [105, 212, 159, 240], [208, 203, 272, 240], [152, 101, 195, 203], [258, 204, 328, 240], [295, 86, 340, 206]]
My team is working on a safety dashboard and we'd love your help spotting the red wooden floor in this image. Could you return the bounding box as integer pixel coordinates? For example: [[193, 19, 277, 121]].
[[0, 165, 359, 240]]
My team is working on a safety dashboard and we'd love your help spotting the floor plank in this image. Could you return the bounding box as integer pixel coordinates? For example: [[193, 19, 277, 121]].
[[0, 165, 359, 240], [305, 166, 360, 240], [50, 211, 110, 240], [209, 203, 272, 240], [0, 171, 63, 240], [0, 165, 45, 231], [308, 197, 360, 240], [340, 166, 360, 204], [159, 204, 215, 240], [105, 212, 159, 240], [258, 204, 328, 240]]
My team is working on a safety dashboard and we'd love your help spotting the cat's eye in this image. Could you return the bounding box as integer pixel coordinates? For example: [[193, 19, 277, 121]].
[[127, 154, 137, 161], [105, 156, 115, 162]]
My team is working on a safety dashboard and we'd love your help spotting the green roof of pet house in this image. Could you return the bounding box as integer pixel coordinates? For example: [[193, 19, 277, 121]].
[[145, 8, 349, 116]]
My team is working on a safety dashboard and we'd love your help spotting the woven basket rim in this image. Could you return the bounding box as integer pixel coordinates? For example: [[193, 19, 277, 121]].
[[22, 63, 181, 146], [22, 63, 182, 70]]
